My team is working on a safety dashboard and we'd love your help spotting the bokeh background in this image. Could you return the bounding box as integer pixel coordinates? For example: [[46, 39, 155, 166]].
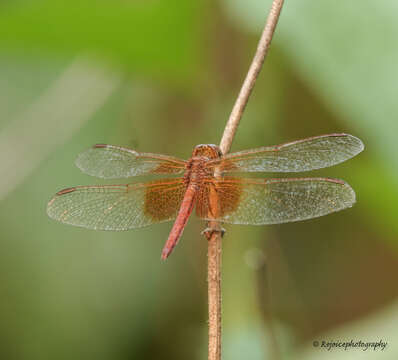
[[0, 0, 397, 359]]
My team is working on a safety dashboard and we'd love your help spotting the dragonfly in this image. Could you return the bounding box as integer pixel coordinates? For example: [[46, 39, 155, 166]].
[[47, 133, 364, 259]]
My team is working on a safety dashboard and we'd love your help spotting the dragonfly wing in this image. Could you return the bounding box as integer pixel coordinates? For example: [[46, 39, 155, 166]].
[[207, 134, 364, 173], [76, 144, 187, 178], [47, 179, 186, 230], [197, 177, 356, 225]]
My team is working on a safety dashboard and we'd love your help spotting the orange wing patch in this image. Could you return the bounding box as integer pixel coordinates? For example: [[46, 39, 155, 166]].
[[196, 178, 242, 220], [144, 179, 187, 221]]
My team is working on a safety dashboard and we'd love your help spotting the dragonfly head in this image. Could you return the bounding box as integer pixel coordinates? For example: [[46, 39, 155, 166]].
[[192, 144, 222, 159]]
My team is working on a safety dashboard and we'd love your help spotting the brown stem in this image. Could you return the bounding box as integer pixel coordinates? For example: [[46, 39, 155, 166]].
[[219, 0, 285, 155], [207, 1, 285, 360], [207, 229, 222, 360]]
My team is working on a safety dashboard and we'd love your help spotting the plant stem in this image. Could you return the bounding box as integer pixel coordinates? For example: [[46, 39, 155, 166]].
[[207, 229, 222, 360], [207, 1, 285, 360], [219, 0, 285, 155]]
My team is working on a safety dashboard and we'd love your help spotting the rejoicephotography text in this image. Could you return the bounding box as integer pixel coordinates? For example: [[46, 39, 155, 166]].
[[313, 339, 388, 351]]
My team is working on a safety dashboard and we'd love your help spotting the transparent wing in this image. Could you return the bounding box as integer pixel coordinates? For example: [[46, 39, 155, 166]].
[[197, 177, 356, 225], [76, 144, 187, 179], [47, 179, 186, 230], [206, 134, 364, 173]]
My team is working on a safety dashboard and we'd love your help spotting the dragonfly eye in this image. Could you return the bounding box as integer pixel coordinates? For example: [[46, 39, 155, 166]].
[[192, 144, 222, 159]]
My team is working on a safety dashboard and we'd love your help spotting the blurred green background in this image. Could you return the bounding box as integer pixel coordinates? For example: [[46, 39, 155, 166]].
[[0, 0, 397, 359]]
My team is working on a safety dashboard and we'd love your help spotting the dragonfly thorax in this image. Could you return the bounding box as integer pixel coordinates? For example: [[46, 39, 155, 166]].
[[184, 158, 212, 185], [182, 144, 222, 187]]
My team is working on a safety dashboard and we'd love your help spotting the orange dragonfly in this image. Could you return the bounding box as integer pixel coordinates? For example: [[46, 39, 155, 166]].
[[47, 133, 364, 259]]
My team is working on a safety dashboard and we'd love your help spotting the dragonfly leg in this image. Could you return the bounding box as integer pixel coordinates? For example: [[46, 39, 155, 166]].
[[202, 226, 226, 240]]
